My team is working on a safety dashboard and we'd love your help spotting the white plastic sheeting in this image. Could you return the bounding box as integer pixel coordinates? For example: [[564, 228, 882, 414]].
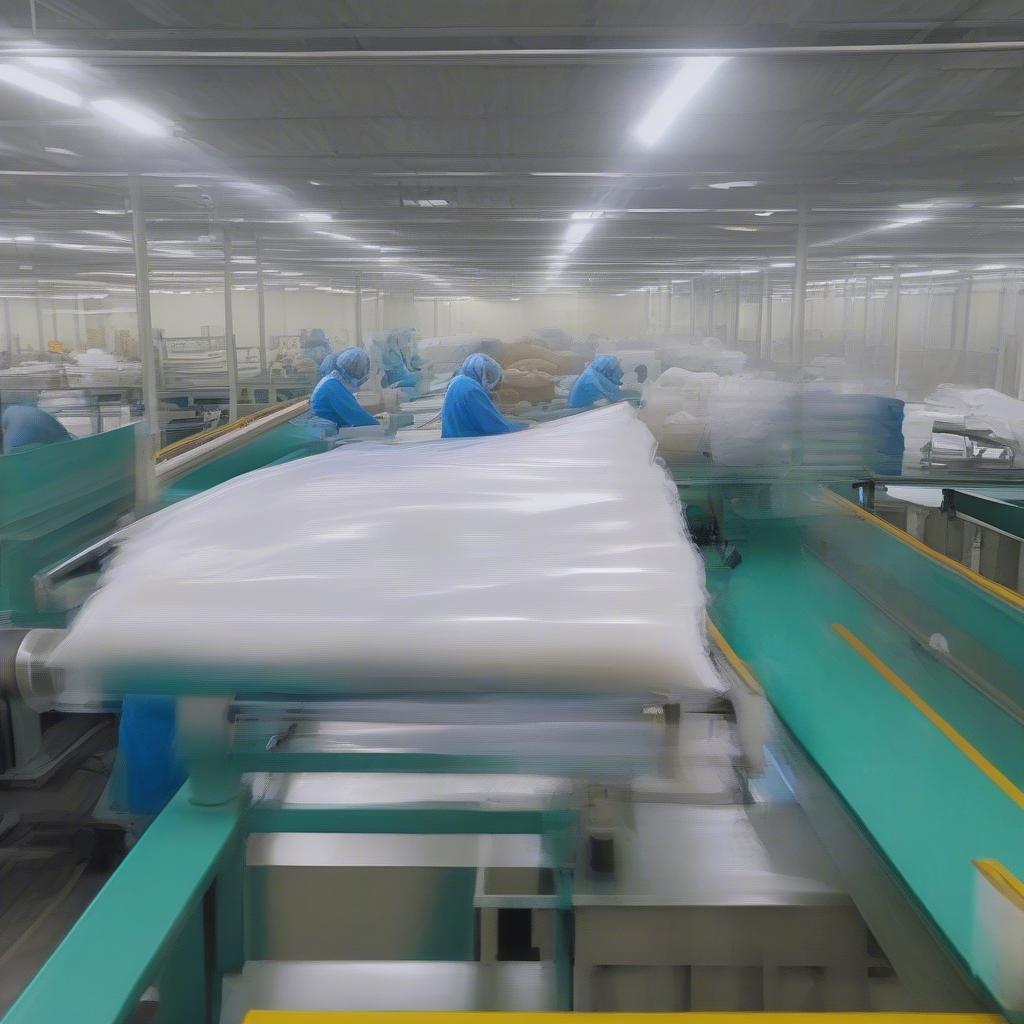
[[55, 404, 722, 702]]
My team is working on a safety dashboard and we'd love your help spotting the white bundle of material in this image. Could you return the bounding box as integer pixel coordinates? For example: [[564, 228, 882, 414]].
[[639, 367, 719, 448], [54, 404, 722, 702], [924, 385, 1024, 448], [707, 376, 796, 467], [417, 335, 499, 370], [658, 336, 747, 376]]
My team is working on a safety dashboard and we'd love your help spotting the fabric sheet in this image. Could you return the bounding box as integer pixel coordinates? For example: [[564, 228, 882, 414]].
[[54, 404, 722, 701]]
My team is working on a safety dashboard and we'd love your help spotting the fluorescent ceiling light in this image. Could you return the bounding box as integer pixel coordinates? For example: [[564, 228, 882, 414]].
[[13, 235, 34, 242], [402, 198, 449, 207], [634, 56, 729, 148], [94, 208, 124, 215], [284, 286, 300, 291], [975, 263, 1008, 271], [44, 146, 80, 157], [879, 216, 930, 230], [315, 230, 356, 242], [309, 180, 322, 186], [561, 221, 595, 252], [174, 183, 199, 189], [530, 171, 627, 178], [770, 261, 795, 268], [297, 212, 332, 222], [708, 180, 758, 190], [571, 210, 603, 220], [91, 98, 170, 137], [755, 210, 775, 217], [903, 268, 958, 278], [716, 225, 758, 232], [872, 275, 895, 281], [278, 271, 303, 277], [0, 64, 82, 107]]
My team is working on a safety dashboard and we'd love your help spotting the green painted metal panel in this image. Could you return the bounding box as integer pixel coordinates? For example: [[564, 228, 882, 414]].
[[0, 426, 136, 626], [814, 489, 1024, 717], [710, 522, 1024, 988], [950, 488, 1024, 539], [1, 787, 242, 1024], [159, 420, 328, 506]]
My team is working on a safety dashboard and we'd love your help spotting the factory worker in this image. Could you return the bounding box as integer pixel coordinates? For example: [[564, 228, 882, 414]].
[[301, 327, 332, 369], [310, 347, 379, 428], [568, 354, 627, 410], [380, 330, 419, 389], [1, 402, 72, 454], [397, 327, 424, 372], [441, 353, 527, 439]]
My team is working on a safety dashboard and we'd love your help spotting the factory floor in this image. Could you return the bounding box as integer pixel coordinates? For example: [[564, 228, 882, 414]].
[[0, 722, 123, 1016]]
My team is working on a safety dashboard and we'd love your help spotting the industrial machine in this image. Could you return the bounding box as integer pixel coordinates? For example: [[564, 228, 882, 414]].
[[0, 404, 1021, 1024]]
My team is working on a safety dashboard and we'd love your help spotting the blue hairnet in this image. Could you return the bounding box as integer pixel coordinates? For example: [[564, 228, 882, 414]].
[[332, 347, 371, 390], [592, 355, 624, 385], [459, 353, 503, 392]]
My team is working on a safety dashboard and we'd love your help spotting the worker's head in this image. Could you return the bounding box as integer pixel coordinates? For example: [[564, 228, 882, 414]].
[[592, 355, 624, 385], [459, 353, 503, 392], [332, 347, 371, 392]]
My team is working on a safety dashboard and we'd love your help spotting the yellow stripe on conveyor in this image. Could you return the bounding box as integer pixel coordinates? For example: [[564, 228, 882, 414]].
[[975, 858, 1024, 913], [832, 623, 1024, 810], [243, 1012, 1006, 1024], [154, 396, 310, 462], [822, 489, 1024, 613], [707, 618, 764, 696]]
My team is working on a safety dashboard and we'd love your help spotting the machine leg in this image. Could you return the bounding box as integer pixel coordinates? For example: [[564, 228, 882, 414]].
[[479, 908, 499, 962], [178, 696, 240, 806], [157, 906, 207, 1024], [215, 833, 246, 977]]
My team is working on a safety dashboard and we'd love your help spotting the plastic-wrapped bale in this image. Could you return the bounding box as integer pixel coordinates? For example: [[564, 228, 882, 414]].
[[508, 357, 562, 375], [707, 376, 796, 467], [53, 404, 724, 705], [639, 367, 720, 444], [499, 341, 585, 374], [495, 367, 557, 407]]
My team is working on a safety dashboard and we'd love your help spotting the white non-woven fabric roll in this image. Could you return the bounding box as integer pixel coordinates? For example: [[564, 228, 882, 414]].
[[54, 404, 722, 702]]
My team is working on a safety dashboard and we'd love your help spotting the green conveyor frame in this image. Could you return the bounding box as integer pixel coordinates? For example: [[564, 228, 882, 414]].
[[158, 417, 331, 506], [4, 460, 1024, 1022], [707, 489, 1023, 1016], [0, 425, 138, 627]]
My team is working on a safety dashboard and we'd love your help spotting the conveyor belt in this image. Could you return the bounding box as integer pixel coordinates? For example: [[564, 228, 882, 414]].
[[709, 520, 1024, 978]]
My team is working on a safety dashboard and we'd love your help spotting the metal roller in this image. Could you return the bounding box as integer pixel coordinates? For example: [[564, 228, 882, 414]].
[[0, 629, 67, 712]]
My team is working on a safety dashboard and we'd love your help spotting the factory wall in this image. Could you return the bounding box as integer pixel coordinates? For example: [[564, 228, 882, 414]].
[[5, 280, 1024, 398]]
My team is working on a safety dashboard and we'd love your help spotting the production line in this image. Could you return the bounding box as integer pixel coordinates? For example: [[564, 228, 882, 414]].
[[0, 375, 1021, 1024]]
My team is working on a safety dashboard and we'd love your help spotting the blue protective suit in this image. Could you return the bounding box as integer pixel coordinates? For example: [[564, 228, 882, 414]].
[[310, 347, 378, 428], [1, 404, 72, 453], [318, 353, 338, 379], [568, 355, 625, 409], [441, 353, 526, 439], [381, 341, 417, 388], [116, 695, 185, 817]]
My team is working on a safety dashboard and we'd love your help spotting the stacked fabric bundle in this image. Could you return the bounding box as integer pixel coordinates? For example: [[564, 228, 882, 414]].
[[54, 404, 722, 703]]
